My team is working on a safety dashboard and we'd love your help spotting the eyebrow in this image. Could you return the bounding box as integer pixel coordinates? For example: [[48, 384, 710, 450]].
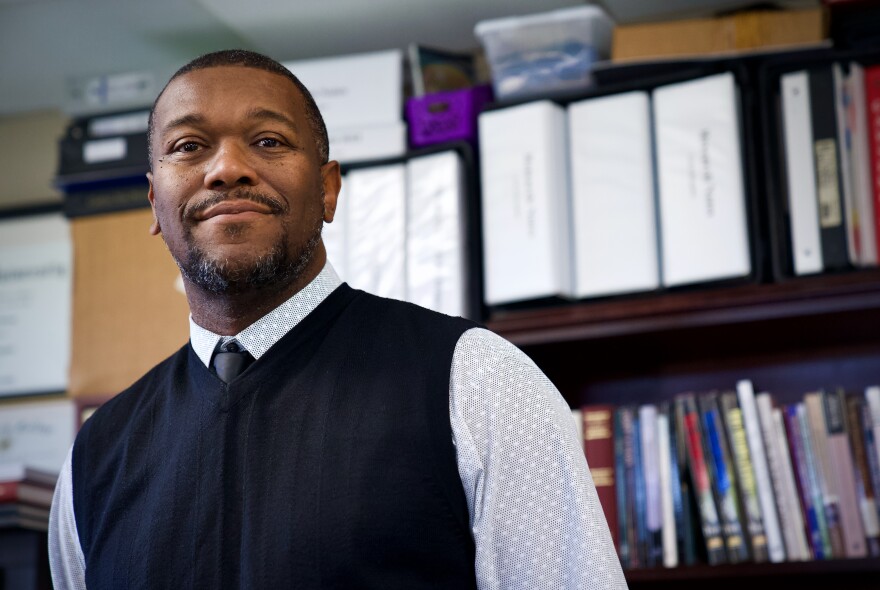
[[245, 107, 299, 131], [161, 113, 206, 135]]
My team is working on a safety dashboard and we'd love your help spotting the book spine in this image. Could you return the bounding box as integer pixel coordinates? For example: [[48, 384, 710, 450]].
[[756, 393, 803, 561], [622, 406, 640, 568], [737, 380, 786, 562], [805, 392, 846, 557], [583, 405, 619, 551], [809, 66, 850, 269], [864, 66, 880, 258], [833, 63, 860, 265], [681, 396, 726, 564], [657, 410, 678, 568], [674, 397, 698, 565], [861, 401, 880, 545], [0, 481, 20, 503], [722, 393, 769, 562], [846, 395, 880, 556], [798, 403, 833, 558], [785, 404, 825, 559], [640, 404, 663, 567], [634, 411, 649, 567], [703, 400, 748, 562], [771, 407, 811, 560], [823, 389, 868, 557], [614, 408, 630, 567], [848, 63, 879, 266]]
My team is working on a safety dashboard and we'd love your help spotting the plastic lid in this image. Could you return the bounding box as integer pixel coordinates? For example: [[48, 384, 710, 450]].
[[474, 5, 611, 38]]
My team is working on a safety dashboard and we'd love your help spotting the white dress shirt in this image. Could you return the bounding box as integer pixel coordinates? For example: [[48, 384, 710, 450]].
[[49, 261, 627, 589]]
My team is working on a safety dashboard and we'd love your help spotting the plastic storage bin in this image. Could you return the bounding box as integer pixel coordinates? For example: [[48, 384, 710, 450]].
[[474, 5, 613, 101]]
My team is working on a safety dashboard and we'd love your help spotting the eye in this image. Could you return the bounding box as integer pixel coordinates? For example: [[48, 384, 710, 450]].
[[175, 141, 201, 153], [256, 137, 283, 148]]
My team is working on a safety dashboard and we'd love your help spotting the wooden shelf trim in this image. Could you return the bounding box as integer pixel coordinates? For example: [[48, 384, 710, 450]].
[[486, 271, 880, 346], [624, 556, 880, 581]]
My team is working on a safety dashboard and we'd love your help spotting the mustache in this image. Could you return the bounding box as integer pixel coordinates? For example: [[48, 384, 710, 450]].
[[183, 190, 287, 220]]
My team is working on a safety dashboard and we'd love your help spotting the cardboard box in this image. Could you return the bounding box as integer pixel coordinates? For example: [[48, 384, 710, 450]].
[[612, 8, 827, 62], [69, 207, 190, 397]]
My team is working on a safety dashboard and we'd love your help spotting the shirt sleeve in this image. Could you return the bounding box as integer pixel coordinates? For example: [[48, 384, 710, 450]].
[[48, 445, 88, 590], [450, 327, 628, 590]]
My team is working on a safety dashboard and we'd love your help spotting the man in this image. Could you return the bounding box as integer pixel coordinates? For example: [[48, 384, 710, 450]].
[[49, 49, 626, 589]]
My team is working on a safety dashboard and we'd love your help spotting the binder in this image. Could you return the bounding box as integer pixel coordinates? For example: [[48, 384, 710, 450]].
[[654, 72, 751, 287], [345, 163, 407, 300], [567, 91, 660, 297], [405, 150, 467, 317], [479, 101, 573, 305]]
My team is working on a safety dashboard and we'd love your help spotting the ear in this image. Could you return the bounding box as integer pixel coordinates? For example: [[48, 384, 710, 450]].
[[320, 160, 342, 223], [146, 172, 161, 236]]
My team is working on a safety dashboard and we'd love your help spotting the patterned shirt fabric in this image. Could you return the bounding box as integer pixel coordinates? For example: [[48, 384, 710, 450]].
[[49, 260, 627, 590]]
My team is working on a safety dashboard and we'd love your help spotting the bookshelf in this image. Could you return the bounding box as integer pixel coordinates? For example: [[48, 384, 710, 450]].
[[487, 271, 880, 586]]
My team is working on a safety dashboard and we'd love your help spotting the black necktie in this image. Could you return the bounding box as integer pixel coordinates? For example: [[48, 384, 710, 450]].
[[211, 340, 254, 383]]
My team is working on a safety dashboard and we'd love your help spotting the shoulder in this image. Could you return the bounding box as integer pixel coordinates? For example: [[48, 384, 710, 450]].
[[347, 288, 479, 336]]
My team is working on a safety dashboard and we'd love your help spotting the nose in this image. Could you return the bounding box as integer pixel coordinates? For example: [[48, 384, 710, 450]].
[[203, 142, 258, 190]]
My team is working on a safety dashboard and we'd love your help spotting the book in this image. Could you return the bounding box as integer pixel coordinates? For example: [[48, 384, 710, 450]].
[[700, 393, 748, 563], [0, 481, 55, 507], [720, 391, 769, 562], [582, 405, 619, 551], [673, 395, 698, 566], [620, 406, 640, 568], [614, 408, 630, 567], [405, 150, 467, 317], [780, 70, 823, 275], [678, 394, 727, 565], [737, 380, 786, 562], [845, 395, 880, 556], [804, 392, 846, 557], [657, 406, 678, 568], [345, 163, 407, 300], [567, 90, 659, 297], [842, 63, 878, 265], [768, 403, 811, 561], [653, 72, 751, 287], [639, 404, 663, 566], [809, 66, 851, 270], [797, 403, 834, 558], [864, 66, 880, 259], [633, 408, 649, 566], [478, 101, 573, 304], [784, 404, 826, 559], [823, 389, 868, 557], [833, 63, 860, 266]]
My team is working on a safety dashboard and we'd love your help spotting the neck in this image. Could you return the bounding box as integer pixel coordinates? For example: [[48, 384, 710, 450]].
[[186, 249, 326, 336]]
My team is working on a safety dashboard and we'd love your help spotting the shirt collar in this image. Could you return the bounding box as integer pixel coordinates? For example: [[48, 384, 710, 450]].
[[189, 260, 342, 368]]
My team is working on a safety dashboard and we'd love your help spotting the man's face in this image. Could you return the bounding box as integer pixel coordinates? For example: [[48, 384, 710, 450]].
[[147, 66, 339, 294]]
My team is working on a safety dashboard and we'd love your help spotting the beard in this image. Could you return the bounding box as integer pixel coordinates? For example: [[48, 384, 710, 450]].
[[170, 191, 323, 296]]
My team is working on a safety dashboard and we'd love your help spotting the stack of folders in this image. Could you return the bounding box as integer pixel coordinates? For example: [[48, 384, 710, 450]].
[[479, 72, 752, 306], [780, 62, 880, 275], [0, 465, 58, 532], [322, 150, 470, 318], [572, 382, 880, 570]]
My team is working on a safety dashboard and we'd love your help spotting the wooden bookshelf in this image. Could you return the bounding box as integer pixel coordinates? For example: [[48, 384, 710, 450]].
[[488, 270, 880, 586]]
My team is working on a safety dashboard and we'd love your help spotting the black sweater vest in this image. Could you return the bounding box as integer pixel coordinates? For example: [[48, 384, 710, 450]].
[[73, 285, 479, 589]]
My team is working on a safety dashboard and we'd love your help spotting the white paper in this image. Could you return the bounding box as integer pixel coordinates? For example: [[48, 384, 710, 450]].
[[406, 151, 466, 317], [323, 174, 348, 281], [654, 73, 751, 287], [568, 91, 659, 297], [0, 397, 76, 474], [0, 214, 72, 396], [83, 137, 127, 164], [284, 49, 403, 129], [346, 164, 407, 300], [479, 101, 572, 304]]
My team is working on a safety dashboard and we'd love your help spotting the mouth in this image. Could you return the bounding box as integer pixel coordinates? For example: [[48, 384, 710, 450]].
[[195, 200, 275, 221]]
